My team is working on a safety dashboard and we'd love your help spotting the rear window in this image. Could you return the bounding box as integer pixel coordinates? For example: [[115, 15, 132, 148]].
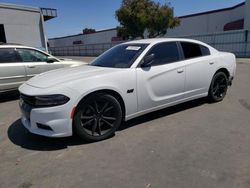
[[181, 42, 210, 59], [200, 45, 210, 56], [0, 48, 20, 63]]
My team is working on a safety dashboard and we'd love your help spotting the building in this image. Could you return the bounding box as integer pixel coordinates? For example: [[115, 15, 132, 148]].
[[0, 3, 57, 51], [49, 0, 250, 48], [49, 28, 118, 48], [167, 1, 250, 37]]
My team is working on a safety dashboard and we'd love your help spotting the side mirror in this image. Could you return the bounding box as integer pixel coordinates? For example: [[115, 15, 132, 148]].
[[47, 56, 56, 63], [141, 54, 155, 68]]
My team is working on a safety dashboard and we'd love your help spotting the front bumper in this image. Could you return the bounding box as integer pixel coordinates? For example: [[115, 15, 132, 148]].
[[19, 83, 80, 138], [20, 102, 73, 137]]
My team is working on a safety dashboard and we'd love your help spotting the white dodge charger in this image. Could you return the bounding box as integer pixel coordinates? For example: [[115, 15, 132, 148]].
[[19, 38, 236, 142]]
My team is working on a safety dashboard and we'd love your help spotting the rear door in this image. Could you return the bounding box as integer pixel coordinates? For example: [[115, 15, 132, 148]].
[[180, 42, 217, 97], [0, 48, 26, 91]]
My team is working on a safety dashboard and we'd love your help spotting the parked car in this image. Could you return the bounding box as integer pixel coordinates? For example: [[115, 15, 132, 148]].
[[0, 44, 86, 92], [19, 38, 236, 142]]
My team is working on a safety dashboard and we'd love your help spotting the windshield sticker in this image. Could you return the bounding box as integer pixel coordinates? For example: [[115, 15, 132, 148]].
[[126, 46, 141, 51]]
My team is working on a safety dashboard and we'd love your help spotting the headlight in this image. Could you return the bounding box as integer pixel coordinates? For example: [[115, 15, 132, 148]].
[[35, 94, 70, 107]]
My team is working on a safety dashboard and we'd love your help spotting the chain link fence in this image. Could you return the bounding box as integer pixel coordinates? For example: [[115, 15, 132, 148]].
[[49, 42, 122, 57], [177, 30, 250, 57], [49, 30, 250, 58]]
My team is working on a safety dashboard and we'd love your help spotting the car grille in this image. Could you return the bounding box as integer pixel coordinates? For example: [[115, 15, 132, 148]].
[[20, 93, 36, 106]]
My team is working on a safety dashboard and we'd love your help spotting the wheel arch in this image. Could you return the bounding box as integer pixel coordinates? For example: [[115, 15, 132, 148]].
[[74, 89, 126, 121], [215, 68, 230, 79], [208, 67, 230, 93], [208, 67, 229, 102]]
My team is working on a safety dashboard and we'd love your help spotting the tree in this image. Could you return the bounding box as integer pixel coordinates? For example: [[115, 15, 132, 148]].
[[147, 3, 180, 38], [115, 0, 180, 39], [82, 28, 96, 34]]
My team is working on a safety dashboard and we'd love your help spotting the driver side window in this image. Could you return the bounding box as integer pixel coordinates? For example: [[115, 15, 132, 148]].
[[147, 42, 180, 66], [17, 49, 48, 62]]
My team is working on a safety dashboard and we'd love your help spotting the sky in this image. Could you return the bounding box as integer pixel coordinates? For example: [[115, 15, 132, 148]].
[[0, 0, 244, 38]]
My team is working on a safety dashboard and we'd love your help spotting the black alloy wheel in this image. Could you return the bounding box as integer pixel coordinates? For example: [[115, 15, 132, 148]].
[[74, 93, 122, 142], [209, 72, 228, 102]]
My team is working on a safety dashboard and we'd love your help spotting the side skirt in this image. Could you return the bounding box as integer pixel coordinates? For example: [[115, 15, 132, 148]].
[[125, 92, 208, 121]]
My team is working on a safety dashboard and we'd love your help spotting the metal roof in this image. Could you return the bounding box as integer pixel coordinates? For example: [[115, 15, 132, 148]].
[[0, 3, 57, 21], [0, 2, 40, 13], [179, 2, 245, 19]]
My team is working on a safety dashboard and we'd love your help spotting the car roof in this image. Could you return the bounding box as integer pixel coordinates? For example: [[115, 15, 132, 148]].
[[125, 38, 206, 45], [0, 45, 51, 54], [0, 45, 60, 60], [124, 38, 218, 52], [0, 45, 37, 49]]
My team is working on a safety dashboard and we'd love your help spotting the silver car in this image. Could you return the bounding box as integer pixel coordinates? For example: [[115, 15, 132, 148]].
[[0, 45, 85, 92]]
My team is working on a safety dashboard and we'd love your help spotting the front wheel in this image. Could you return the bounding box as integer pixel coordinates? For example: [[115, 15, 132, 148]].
[[74, 93, 122, 142], [208, 72, 228, 102]]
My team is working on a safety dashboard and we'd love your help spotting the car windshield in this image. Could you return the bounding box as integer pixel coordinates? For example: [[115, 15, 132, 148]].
[[91, 43, 148, 68]]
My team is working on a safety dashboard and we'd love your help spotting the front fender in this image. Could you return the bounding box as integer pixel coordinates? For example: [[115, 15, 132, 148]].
[[67, 69, 137, 119]]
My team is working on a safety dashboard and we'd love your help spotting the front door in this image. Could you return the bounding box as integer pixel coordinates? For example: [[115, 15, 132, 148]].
[[136, 42, 186, 112]]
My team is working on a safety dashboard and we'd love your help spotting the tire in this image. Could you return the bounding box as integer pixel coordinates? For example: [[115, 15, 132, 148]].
[[208, 72, 228, 102], [74, 93, 122, 142]]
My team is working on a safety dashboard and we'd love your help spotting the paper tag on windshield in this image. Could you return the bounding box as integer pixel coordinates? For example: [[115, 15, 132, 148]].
[[126, 46, 141, 51]]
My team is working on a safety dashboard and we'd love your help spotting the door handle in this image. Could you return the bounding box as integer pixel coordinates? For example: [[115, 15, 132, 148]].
[[27, 65, 36, 68], [177, 69, 184, 73], [209, 62, 215, 65]]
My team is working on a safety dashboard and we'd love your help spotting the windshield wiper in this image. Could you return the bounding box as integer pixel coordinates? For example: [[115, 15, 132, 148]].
[[92, 64, 106, 67]]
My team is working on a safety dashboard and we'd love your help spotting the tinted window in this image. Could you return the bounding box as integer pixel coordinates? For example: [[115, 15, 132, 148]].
[[91, 44, 148, 68], [0, 24, 6, 43], [181, 42, 210, 59], [0, 48, 20, 63], [17, 49, 48, 62], [200, 45, 210, 56], [146, 42, 180, 66]]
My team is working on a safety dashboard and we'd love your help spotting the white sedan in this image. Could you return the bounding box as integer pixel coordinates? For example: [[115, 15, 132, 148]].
[[19, 38, 236, 142]]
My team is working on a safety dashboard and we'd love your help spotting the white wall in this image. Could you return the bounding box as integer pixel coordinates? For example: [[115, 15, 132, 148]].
[[49, 34, 82, 47], [84, 30, 117, 44], [49, 29, 117, 47], [0, 5, 44, 48], [167, 3, 245, 37]]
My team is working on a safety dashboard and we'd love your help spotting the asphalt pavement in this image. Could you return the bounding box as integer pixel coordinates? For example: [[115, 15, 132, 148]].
[[0, 58, 250, 188]]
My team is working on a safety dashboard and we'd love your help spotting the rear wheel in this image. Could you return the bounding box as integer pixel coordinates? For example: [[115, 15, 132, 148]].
[[208, 72, 228, 102], [74, 93, 122, 142]]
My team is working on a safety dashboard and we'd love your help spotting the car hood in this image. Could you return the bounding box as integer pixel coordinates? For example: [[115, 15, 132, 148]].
[[26, 65, 120, 88]]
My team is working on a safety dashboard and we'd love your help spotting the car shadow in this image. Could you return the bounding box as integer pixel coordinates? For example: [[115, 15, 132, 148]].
[[8, 98, 208, 151], [0, 91, 19, 103], [8, 119, 89, 151]]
